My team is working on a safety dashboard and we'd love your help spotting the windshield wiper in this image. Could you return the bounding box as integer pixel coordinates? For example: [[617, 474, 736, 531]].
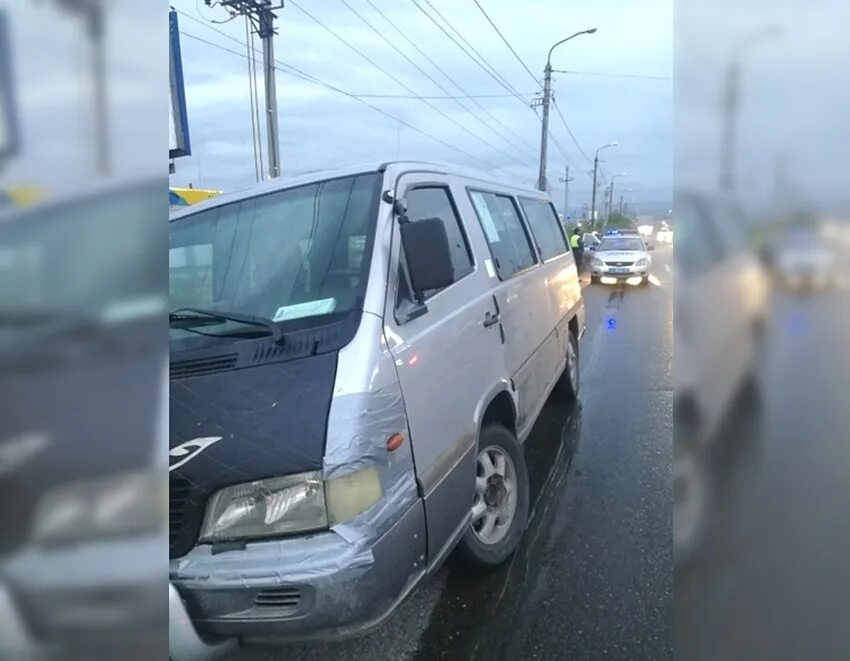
[[169, 307, 284, 344]]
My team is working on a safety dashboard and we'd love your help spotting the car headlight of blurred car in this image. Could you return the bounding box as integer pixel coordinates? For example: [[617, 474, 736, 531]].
[[592, 257, 605, 268], [635, 258, 649, 267], [199, 467, 383, 543], [33, 471, 165, 545]]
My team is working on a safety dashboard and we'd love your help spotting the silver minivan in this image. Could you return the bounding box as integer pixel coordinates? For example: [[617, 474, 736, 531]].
[[169, 161, 586, 659]]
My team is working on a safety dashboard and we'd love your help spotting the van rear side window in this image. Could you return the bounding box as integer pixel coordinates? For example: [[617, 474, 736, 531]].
[[519, 197, 569, 261], [468, 190, 537, 279]]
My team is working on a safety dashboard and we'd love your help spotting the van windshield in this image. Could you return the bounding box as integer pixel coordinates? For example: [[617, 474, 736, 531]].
[[169, 172, 379, 342]]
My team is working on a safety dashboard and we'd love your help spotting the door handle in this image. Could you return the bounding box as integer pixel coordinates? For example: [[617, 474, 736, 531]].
[[483, 311, 501, 328]]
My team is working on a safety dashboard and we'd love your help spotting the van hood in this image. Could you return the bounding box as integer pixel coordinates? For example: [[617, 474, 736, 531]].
[[170, 351, 337, 485]]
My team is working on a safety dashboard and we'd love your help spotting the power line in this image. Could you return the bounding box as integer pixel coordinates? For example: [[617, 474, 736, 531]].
[[472, 0, 539, 87], [352, 92, 536, 99], [552, 69, 672, 81], [362, 0, 537, 154], [288, 0, 530, 168], [409, 0, 581, 174], [408, 0, 527, 106], [420, 0, 527, 101], [551, 97, 592, 164], [333, 0, 537, 163], [244, 15, 262, 181], [178, 29, 491, 167], [467, 0, 587, 178]]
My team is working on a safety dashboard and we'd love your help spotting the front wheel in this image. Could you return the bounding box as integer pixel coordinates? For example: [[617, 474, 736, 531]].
[[455, 425, 530, 569]]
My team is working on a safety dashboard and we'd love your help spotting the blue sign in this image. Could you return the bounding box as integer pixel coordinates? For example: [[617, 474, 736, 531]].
[[169, 10, 191, 159]]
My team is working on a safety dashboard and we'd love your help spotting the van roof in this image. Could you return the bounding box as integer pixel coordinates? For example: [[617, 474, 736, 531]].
[[170, 160, 549, 221]]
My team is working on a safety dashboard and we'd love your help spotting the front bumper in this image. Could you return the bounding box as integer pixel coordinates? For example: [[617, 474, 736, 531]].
[[170, 496, 426, 649], [590, 263, 649, 282]]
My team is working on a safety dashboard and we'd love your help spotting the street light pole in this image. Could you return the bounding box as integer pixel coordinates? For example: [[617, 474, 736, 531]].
[[590, 141, 618, 228], [537, 28, 597, 191]]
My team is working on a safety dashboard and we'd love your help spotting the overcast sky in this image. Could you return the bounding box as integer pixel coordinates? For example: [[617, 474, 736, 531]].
[[4, 0, 846, 217], [169, 0, 674, 215]]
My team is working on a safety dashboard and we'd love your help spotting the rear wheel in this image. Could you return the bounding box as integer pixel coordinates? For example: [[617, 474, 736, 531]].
[[554, 331, 579, 402], [455, 425, 529, 569]]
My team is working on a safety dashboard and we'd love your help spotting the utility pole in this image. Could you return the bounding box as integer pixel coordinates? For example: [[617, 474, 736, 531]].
[[619, 192, 624, 216], [590, 142, 617, 229], [210, 1, 283, 178], [536, 64, 552, 192], [537, 29, 598, 192], [608, 173, 626, 225], [559, 165, 574, 218], [590, 156, 599, 227]]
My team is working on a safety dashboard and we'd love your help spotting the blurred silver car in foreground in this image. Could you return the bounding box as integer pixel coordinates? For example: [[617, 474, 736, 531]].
[[673, 192, 769, 560]]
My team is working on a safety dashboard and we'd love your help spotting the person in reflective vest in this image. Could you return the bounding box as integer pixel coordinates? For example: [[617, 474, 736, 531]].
[[570, 227, 584, 270]]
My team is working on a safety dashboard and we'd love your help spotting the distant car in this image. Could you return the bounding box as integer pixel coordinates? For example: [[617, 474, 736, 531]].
[[674, 191, 769, 561], [590, 234, 654, 285], [656, 229, 673, 244], [774, 235, 837, 290]]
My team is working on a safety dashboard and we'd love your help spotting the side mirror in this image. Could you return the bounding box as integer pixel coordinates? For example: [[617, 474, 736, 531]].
[[647, 244, 656, 251], [400, 217, 455, 299], [588, 245, 597, 251]]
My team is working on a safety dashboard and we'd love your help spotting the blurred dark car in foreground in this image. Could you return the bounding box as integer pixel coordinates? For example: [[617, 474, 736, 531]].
[[0, 179, 167, 660]]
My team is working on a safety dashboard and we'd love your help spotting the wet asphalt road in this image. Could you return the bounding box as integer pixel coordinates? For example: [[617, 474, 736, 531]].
[[228, 247, 674, 661]]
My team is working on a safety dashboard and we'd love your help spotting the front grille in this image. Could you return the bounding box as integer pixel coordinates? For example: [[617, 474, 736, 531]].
[[605, 260, 634, 267], [170, 354, 237, 380], [170, 477, 205, 558], [254, 587, 302, 609]]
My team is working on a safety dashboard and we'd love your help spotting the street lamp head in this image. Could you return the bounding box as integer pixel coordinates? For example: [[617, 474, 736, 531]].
[[586, 27, 598, 34], [611, 141, 619, 147]]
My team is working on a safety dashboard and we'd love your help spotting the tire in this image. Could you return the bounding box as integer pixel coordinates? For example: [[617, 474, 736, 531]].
[[553, 330, 579, 403], [455, 424, 530, 570], [590, 275, 600, 284]]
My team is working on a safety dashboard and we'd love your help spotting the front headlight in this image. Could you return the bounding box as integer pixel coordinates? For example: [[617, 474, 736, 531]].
[[33, 471, 164, 545], [199, 467, 382, 542], [592, 257, 604, 267], [635, 258, 649, 267]]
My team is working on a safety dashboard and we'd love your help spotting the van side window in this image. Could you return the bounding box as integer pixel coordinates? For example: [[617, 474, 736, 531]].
[[406, 187, 474, 284], [468, 190, 537, 279], [519, 197, 569, 260]]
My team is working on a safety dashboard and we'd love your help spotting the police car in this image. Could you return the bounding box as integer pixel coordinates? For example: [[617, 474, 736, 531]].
[[590, 230, 654, 285]]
